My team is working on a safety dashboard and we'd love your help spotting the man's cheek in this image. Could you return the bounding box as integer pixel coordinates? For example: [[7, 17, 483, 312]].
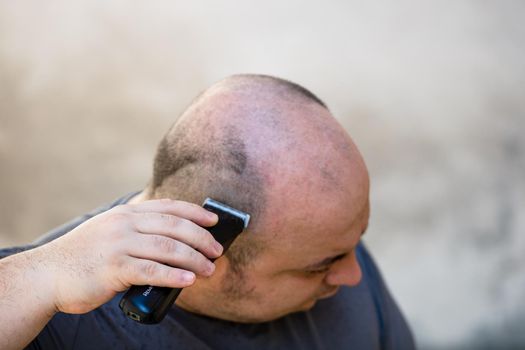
[[220, 273, 260, 301]]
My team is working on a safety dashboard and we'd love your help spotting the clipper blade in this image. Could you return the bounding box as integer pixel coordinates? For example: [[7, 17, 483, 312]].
[[203, 198, 250, 229]]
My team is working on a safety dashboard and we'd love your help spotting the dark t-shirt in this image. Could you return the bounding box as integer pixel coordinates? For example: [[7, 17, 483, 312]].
[[1, 193, 415, 349]]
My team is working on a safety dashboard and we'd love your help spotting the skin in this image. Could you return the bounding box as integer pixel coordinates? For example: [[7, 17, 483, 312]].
[[148, 80, 371, 322]]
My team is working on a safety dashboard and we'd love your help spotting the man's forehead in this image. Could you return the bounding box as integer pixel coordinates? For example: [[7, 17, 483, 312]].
[[259, 193, 370, 267], [263, 166, 369, 229]]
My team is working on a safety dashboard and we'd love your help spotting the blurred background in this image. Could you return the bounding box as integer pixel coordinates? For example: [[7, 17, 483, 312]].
[[0, 1, 524, 348]]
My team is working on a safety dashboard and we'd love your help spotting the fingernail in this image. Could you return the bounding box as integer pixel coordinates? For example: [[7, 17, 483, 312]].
[[208, 212, 218, 221], [206, 262, 216, 275], [182, 272, 195, 283], [213, 242, 223, 255]]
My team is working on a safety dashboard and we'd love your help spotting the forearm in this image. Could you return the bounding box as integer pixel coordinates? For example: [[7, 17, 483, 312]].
[[0, 247, 57, 350]]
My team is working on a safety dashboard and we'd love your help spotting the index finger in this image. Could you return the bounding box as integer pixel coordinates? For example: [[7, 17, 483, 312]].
[[125, 198, 218, 227]]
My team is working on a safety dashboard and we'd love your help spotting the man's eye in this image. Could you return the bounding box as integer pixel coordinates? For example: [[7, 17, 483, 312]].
[[304, 267, 330, 275]]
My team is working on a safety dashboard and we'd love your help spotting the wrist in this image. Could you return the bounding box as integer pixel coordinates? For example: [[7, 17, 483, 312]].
[[21, 245, 61, 316]]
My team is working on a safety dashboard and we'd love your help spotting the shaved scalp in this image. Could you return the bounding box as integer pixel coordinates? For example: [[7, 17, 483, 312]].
[[146, 74, 331, 273]]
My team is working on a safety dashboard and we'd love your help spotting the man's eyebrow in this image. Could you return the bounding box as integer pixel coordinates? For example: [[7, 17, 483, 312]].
[[303, 253, 347, 270], [303, 227, 368, 270]]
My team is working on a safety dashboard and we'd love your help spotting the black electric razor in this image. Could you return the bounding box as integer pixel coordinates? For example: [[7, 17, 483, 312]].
[[119, 198, 250, 324]]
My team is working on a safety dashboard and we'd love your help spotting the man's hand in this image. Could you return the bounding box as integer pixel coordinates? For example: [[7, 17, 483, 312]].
[[0, 199, 222, 349], [44, 199, 222, 314]]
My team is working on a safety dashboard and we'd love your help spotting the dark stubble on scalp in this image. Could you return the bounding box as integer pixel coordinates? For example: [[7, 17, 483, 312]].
[[146, 74, 330, 299], [149, 120, 267, 301]]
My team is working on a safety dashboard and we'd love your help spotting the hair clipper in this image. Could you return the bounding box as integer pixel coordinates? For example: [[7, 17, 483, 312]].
[[119, 198, 250, 324]]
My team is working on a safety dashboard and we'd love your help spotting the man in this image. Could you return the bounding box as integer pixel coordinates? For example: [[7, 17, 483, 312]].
[[0, 74, 415, 349]]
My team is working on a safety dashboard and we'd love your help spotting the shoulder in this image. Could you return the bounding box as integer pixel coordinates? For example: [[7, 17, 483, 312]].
[[304, 244, 415, 349], [33, 191, 141, 245], [0, 192, 139, 261], [354, 243, 416, 349]]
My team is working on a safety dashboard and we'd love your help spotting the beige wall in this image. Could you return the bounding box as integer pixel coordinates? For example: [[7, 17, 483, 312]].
[[1, 1, 524, 348]]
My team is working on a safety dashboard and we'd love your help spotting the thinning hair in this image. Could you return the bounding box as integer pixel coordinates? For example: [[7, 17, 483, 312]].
[[147, 74, 327, 272]]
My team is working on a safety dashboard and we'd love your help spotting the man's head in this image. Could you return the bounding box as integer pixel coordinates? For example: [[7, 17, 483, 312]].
[[144, 74, 370, 322]]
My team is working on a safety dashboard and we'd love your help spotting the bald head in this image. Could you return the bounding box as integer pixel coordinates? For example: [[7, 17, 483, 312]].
[[147, 74, 367, 269]]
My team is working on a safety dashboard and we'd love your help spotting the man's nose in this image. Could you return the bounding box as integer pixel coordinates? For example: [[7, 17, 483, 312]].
[[324, 251, 362, 287]]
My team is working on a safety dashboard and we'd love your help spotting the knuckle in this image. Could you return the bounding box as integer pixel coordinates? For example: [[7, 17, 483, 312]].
[[187, 247, 199, 260], [111, 255, 126, 271], [193, 228, 215, 251], [155, 213, 181, 228], [139, 261, 158, 280], [167, 215, 187, 229], [165, 267, 177, 282], [203, 230, 216, 247], [192, 251, 209, 270], [107, 211, 129, 223], [112, 204, 132, 213], [158, 198, 172, 205], [152, 235, 178, 254], [103, 212, 132, 232], [186, 202, 202, 211]]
